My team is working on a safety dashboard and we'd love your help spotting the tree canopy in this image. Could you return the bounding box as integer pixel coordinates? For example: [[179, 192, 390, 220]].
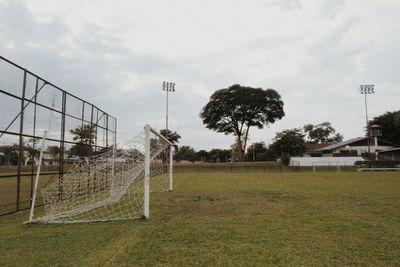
[[0, 145, 19, 165], [69, 124, 96, 157], [245, 142, 274, 162], [196, 150, 209, 162], [370, 110, 400, 145], [207, 148, 231, 163], [174, 145, 197, 162], [200, 84, 284, 161], [160, 129, 181, 151], [47, 146, 61, 158], [303, 122, 343, 144], [160, 129, 181, 145], [269, 128, 306, 159]]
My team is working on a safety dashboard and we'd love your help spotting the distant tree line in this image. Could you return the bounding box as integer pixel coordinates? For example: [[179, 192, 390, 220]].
[[172, 121, 344, 164], [173, 146, 232, 163], [2, 109, 398, 166]]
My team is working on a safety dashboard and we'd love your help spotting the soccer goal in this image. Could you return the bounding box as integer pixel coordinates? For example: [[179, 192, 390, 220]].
[[28, 125, 173, 224]]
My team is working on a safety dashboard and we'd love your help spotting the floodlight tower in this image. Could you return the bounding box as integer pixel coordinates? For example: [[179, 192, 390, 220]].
[[162, 81, 175, 132], [360, 84, 375, 158], [370, 124, 382, 160]]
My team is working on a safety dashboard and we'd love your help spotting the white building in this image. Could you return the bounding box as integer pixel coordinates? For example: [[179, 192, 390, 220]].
[[313, 137, 397, 157], [290, 137, 398, 167]]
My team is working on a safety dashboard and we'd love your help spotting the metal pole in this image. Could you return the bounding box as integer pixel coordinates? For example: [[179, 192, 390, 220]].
[[30, 77, 39, 207], [29, 130, 47, 222], [143, 125, 150, 219], [162, 81, 175, 133], [16, 70, 27, 211], [166, 88, 169, 132], [364, 92, 371, 157], [360, 85, 374, 159], [115, 118, 117, 146], [169, 145, 173, 191], [59, 91, 66, 198]]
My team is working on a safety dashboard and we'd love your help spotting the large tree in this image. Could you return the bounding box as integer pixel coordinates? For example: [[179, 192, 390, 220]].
[[369, 110, 400, 145], [303, 122, 343, 144], [200, 84, 284, 161]]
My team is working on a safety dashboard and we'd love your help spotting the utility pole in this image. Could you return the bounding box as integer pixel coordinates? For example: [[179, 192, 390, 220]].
[[360, 84, 375, 159], [162, 81, 175, 133]]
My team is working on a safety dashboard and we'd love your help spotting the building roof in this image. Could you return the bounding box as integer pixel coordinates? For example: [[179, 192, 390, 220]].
[[316, 137, 365, 152], [304, 143, 334, 153], [315, 137, 398, 152]]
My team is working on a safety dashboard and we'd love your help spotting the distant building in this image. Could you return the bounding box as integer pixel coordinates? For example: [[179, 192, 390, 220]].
[[303, 143, 333, 157], [291, 137, 399, 167], [24, 151, 60, 166], [313, 137, 398, 157]]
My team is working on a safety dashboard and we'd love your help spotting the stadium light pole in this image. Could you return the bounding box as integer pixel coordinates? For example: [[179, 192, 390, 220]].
[[162, 81, 175, 133], [360, 84, 375, 158]]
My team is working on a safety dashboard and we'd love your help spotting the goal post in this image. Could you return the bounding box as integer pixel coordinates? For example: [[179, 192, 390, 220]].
[[27, 124, 174, 224], [144, 124, 174, 219], [169, 145, 173, 191], [144, 125, 151, 219]]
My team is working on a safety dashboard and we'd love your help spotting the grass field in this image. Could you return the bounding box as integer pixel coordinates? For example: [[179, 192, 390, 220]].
[[1, 172, 400, 266]]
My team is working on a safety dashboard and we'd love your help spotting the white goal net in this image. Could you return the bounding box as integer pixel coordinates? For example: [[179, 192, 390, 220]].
[[29, 125, 173, 223]]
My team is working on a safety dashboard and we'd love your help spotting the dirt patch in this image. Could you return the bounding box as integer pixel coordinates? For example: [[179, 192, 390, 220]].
[[241, 190, 305, 202], [160, 194, 225, 206]]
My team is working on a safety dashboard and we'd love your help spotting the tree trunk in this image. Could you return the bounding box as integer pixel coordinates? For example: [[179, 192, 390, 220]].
[[235, 132, 245, 162], [242, 126, 250, 158]]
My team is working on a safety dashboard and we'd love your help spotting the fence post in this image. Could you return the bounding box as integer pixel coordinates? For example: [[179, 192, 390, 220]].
[[169, 145, 173, 191], [59, 91, 66, 198], [16, 70, 27, 211]]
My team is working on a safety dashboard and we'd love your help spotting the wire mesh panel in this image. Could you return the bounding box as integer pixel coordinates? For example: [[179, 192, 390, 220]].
[[32, 125, 172, 223], [0, 56, 117, 215]]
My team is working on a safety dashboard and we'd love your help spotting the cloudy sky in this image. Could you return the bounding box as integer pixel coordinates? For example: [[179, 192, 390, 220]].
[[1, 0, 399, 150]]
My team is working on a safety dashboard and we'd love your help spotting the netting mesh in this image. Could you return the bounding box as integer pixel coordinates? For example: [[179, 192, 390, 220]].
[[34, 127, 171, 223]]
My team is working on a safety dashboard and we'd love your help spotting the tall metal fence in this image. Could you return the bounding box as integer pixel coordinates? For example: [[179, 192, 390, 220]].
[[0, 56, 117, 216]]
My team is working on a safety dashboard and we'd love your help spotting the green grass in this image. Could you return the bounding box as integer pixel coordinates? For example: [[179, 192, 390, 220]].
[[0, 174, 56, 214], [1, 172, 400, 266]]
